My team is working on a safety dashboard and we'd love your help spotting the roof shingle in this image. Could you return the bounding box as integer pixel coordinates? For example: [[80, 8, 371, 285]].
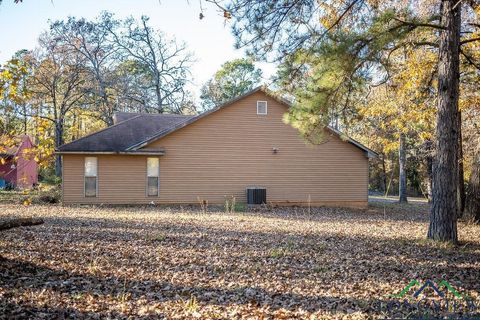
[[58, 113, 194, 152]]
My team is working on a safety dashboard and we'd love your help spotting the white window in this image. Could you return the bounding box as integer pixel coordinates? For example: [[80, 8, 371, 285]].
[[84, 157, 97, 197], [257, 101, 267, 115], [147, 158, 159, 197]]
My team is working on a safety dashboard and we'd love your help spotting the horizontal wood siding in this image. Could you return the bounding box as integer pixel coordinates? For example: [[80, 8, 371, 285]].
[[63, 155, 152, 204], [62, 91, 369, 207]]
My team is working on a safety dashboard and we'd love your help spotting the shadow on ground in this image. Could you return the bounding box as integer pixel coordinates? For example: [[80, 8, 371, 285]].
[[0, 206, 479, 318]]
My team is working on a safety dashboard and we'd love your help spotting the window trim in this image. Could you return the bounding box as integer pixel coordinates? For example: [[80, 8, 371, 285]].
[[84, 157, 98, 198], [257, 101, 268, 115], [146, 157, 160, 197]]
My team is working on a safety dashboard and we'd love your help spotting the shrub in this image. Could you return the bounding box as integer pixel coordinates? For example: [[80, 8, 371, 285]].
[[38, 167, 61, 186], [197, 196, 208, 214], [235, 202, 246, 212], [224, 195, 236, 213], [145, 233, 166, 242], [33, 184, 61, 204], [269, 247, 290, 258]]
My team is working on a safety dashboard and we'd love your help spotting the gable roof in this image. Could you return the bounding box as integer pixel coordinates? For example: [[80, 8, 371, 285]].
[[126, 87, 274, 151], [57, 113, 194, 154], [126, 87, 378, 158], [57, 87, 377, 158]]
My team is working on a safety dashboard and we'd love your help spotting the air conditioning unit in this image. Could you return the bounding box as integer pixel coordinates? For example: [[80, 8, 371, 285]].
[[246, 187, 266, 205]]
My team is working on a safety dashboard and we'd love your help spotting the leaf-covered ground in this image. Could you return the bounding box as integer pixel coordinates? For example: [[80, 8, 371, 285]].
[[0, 202, 479, 319]]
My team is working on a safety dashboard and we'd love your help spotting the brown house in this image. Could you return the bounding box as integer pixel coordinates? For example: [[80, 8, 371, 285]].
[[58, 88, 376, 207]]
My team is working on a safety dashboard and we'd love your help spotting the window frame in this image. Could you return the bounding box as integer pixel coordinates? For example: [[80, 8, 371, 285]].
[[146, 157, 160, 197], [84, 157, 98, 198], [257, 101, 268, 115]]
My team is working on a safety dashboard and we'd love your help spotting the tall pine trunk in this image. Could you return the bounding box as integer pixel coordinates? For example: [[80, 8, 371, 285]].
[[399, 133, 408, 203], [465, 150, 480, 222], [428, 0, 461, 242], [457, 111, 465, 216]]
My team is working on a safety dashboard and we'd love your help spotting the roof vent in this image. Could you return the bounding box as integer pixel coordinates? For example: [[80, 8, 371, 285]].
[[257, 101, 267, 115]]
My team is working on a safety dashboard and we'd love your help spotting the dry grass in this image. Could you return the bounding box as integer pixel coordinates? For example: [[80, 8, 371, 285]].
[[0, 185, 61, 205], [0, 203, 479, 319]]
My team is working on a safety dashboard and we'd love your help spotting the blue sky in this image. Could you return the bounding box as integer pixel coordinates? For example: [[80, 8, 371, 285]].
[[0, 0, 275, 99]]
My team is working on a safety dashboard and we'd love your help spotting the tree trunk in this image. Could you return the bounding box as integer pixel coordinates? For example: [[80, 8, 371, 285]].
[[399, 133, 408, 203], [100, 80, 114, 126], [22, 104, 27, 135], [77, 112, 82, 137], [465, 151, 480, 222], [155, 83, 164, 114], [457, 111, 465, 217], [54, 119, 64, 177], [105, 113, 114, 127], [425, 140, 434, 203], [428, 0, 461, 243], [71, 112, 77, 141], [0, 217, 44, 231], [382, 154, 388, 192]]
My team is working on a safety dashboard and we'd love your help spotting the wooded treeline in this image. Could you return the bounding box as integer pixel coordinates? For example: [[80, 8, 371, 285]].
[[0, 12, 197, 176]]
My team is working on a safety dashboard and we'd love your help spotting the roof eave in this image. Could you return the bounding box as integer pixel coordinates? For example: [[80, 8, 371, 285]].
[[56, 150, 165, 156]]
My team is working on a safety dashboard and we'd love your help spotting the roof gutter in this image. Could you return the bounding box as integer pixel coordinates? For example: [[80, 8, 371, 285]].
[[56, 150, 165, 156]]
